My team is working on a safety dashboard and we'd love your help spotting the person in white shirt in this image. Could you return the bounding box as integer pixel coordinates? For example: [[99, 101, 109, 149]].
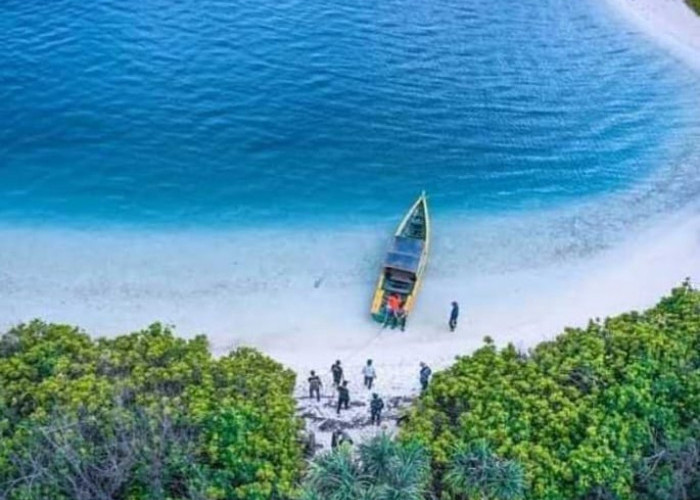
[[363, 359, 376, 389]]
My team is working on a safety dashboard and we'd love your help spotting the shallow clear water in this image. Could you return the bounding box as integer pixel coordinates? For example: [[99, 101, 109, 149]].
[[1, 0, 698, 228]]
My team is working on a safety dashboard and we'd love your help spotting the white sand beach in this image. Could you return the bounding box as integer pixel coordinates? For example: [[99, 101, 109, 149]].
[[604, 0, 700, 72], [269, 209, 700, 448]]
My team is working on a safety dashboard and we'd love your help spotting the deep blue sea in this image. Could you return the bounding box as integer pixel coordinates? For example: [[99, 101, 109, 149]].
[[2, 0, 699, 229]]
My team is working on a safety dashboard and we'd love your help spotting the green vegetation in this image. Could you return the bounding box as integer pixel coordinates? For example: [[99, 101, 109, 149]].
[[0, 322, 302, 500], [443, 439, 525, 500], [2, 283, 700, 499], [301, 434, 430, 500], [403, 281, 700, 499], [687, 0, 700, 15]]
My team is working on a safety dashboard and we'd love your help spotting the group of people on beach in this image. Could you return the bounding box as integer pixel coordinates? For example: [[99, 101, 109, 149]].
[[305, 301, 456, 444], [307, 359, 433, 424]]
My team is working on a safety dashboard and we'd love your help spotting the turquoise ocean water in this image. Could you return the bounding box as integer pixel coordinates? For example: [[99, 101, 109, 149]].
[[2, 0, 700, 342], [1, 0, 699, 229]]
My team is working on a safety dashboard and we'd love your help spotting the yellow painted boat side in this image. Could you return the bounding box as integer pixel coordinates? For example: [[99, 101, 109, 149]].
[[403, 195, 429, 313], [404, 195, 429, 314], [370, 275, 386, 316]]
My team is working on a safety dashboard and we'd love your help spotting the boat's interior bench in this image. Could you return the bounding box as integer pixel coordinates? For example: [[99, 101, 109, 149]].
[[384, 269, 415, 294]]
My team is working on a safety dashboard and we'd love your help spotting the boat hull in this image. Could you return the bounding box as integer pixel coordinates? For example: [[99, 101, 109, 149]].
[[370, 193, 429, 323]]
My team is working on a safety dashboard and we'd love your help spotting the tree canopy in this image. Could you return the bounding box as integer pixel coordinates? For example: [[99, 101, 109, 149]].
[[402, 282, 700, 500], [0, 322, 303, 500]]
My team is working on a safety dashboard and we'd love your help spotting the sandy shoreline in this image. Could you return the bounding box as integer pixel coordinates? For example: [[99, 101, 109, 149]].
[[3, 210, 698, 448], [2, 208, 699, 448], [267, 209, 700, 448], [604, 0, 700, 72]]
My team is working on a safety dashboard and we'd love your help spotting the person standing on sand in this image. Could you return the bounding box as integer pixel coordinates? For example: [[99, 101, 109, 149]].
[[331, 360, 343, 387], [336, 380, 350, 414], [383, 293, 400, 328], [362, 359, 376, 389], [370, 393, 384, 425], [308, 370, 322, 402], [419, 362, 432, 392], [395, 302, 407, 331], [449, 301, 459, 332]]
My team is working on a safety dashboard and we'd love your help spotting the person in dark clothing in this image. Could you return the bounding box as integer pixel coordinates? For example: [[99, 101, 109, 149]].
[[308, 370, 322, 402], [331, 429, 353, 449], [336, 380, 350, 415], [419, 362, 432, 392], [301, 430, 317, 459], [370, 393, 384, 426], [449, 301, 459, 332], [395, 303, 407, 331], [331, 360, 343, 387]]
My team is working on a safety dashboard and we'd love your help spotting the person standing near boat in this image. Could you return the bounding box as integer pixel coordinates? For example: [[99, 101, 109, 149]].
[[331, 360, 343, 387], [395, 302, 407, 331], [449, 301, 459, 332], [362, 359, 376, 389], [383, 294, 401, 328]]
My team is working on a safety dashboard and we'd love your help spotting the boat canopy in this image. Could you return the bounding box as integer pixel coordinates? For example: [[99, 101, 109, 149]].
[[384, 236, 424, 273]]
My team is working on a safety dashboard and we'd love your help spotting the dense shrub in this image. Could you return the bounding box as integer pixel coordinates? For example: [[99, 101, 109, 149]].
[[403, 282, 700, 500], [301, 433, 430, 500], [687, 0, 700, 15], [0, 322, 302, 500]]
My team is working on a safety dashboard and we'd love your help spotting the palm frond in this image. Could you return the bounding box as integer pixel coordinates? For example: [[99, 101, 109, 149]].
[[359, 433, 397, 483], [444, 439, 525, 500], [305, 447, 367, 500]]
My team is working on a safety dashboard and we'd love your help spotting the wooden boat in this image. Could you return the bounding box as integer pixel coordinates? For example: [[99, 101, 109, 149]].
[[370, 192, 430, 323]]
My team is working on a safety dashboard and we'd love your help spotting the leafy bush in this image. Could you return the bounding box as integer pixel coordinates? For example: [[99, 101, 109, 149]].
[[302, 433, 430, 500], [0, 321, 302, 500], [402, 282, 700, 499], [687, 0, 700, 15]]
